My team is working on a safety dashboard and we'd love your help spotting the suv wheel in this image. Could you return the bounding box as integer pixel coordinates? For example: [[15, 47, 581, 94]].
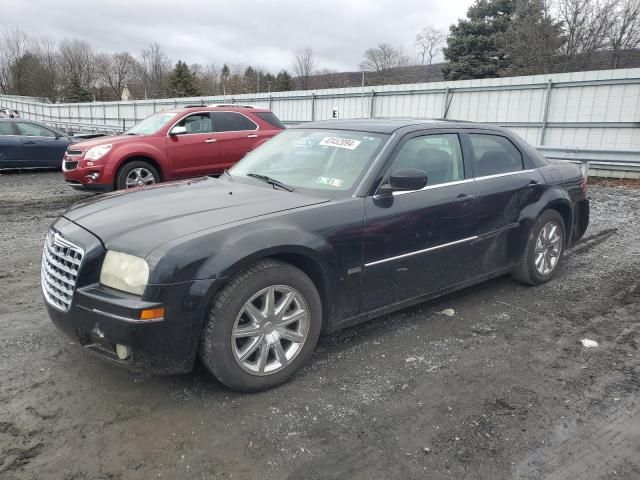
[[199, 259, 322, 392], [513, 209, 566, 285], [116, 161, 160, 190]]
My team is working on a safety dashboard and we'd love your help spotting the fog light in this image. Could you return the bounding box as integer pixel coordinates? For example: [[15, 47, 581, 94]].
[[86, 172, 100, 181], [115, 344, 130, 360]]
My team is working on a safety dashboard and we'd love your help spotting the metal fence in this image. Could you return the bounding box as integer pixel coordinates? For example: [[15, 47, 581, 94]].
[[2, 68, 640, 177]]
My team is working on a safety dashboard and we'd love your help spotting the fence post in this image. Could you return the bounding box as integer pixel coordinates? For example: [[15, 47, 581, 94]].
[[539, 79, 553, 146], [369, 90, 376, 118], [311, 92, 316, 121], [442, 87, 450, 119], [269, 95, 273, 110]]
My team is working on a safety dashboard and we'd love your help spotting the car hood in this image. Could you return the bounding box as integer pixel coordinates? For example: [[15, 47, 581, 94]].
[[63, 177, 329, 256], [72, 134, 150, 150]]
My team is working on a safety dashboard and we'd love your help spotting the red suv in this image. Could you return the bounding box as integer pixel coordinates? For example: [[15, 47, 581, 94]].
[[62, 105, 285, 191]]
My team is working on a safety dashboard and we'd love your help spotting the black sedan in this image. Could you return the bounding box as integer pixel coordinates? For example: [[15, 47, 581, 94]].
[[42, 119, 589, 391], [0, 118, 76, 170]]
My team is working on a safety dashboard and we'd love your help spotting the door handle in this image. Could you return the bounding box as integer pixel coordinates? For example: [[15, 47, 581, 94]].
[[247, 134, 258, 138], [204, 139, 217, 143], [23, 140, 37, 145], [526, 180, 540, 187], [453, 193, 475, 204]]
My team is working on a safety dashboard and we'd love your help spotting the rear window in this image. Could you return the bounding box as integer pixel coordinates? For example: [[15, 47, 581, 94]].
[[214, 112, 257, 132], [254, 112, 285, 129], [469, 134, 523, 177]]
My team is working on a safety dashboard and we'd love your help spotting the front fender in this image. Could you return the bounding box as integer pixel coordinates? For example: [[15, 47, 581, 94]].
[[105, 143, 167, 177]]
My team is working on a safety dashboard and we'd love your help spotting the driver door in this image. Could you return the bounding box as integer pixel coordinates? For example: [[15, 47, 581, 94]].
[[166, 112, 219, 178], [361, 132, 478, 312]]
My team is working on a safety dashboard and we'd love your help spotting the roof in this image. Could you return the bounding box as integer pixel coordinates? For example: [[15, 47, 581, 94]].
[[290, 118, 504, 134]]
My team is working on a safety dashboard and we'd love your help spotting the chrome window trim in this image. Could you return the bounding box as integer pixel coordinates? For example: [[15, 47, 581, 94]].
[[385, 169, 537, 197], [474, 169, 536, 181], [365, 236, 478, 267], [166, 110, 259, 137]]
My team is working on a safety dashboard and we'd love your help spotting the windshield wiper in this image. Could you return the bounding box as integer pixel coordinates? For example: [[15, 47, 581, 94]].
[[246, 173, 294, 192]]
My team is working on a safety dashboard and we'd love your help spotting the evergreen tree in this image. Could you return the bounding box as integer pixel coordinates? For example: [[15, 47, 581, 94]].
[[501, 0, 563, 75], [67, 72, 91, 102], [274, 70, 294, 91], [168, 60, 199, 97], [442, 0, 516, 80]]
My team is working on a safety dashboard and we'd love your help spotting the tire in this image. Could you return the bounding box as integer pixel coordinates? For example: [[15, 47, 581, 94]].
[[512, 209, 566, 285], [115, 160, 160, 190], [199, 259, 322, 392]]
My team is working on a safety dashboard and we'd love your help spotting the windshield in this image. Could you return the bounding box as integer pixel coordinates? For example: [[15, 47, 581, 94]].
[[229, 129, 389, 195], [124, 111, 178, 135]]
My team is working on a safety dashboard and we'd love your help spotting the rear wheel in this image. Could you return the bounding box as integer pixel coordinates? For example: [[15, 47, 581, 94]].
[[199, 259, 322, 392], [115, 160, 160, 190], [513, 209, 566, 285]]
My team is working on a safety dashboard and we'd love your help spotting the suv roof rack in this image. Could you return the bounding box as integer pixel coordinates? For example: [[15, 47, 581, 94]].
[[184, 104, 206, 108], [207, 103, 256, 109]]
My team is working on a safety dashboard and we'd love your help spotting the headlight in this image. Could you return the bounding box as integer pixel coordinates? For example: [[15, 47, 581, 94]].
[[100, 251, 149, 295], [85, 144, 112, 160]]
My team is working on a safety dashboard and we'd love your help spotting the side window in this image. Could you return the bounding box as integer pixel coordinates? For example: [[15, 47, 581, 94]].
[[388, 133, 465, 187], [469, 134, 523, 177], [214, 112, 257, 132], [175, 113, 213, 134], [0, 123, 15, 135], [16, 122, 56, 138]]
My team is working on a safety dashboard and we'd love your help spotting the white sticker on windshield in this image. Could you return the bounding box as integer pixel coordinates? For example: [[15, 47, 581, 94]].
[[319, 136, 361, 150]]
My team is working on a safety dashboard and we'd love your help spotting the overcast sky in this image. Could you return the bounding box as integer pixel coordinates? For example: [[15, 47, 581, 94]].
[[3, 0, 474, 72]]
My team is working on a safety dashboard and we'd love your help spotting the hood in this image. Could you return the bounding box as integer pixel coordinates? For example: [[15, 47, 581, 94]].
[[63, 177, 329, 256], [71, 134, 148, 150]]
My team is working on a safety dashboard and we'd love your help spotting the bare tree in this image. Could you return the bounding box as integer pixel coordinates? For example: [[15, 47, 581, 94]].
[[0, 28, 29, 94], [415, 26, 446, 65], [293, 47, 314, 89], [360, 43, 409, 72], [557, 0, 617, 69], [57, 38, 97, 99], [608, 0, 640, 67], [140, 42, 171, 98], [96, 51, 139, 100]]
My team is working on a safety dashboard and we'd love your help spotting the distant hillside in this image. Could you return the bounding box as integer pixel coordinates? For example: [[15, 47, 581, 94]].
[[294, 49, 640, 90]]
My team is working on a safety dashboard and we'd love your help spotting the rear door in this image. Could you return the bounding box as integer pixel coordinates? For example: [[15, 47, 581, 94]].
[[0, 122, 24, 168], [212, 112, 262, 169], [463, 131, 545, 273], [361, 131, 478, 312], [15, 122, 68, 168], [166, 112, 220, 178]]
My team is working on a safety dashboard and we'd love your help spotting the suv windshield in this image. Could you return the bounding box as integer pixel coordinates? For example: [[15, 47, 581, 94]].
[[230, 129, 389, 195], [125, 111, 177, 135]]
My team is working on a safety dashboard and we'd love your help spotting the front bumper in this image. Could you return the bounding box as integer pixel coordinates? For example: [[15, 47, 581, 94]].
[[43, 216, 217, 375], [45, 280, 214, 375], [63, 158, 113, 192]]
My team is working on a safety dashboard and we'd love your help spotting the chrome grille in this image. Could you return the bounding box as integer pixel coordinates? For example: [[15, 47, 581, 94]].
[[41, 231, 84, 311]]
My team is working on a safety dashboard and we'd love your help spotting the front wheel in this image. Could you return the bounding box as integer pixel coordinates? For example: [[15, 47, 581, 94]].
[[199, 259, 322, 392], [513, 209, 566, 285], [115, 161, 160, 190]]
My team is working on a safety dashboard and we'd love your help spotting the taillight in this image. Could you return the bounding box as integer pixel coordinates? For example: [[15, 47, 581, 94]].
[[580, 162, 588, 195]]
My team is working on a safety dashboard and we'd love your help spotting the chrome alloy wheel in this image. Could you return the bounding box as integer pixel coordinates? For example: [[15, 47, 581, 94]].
[[231, 285, 310, 376], [125, 167, 156, 188], [535, 221, 562, 276]]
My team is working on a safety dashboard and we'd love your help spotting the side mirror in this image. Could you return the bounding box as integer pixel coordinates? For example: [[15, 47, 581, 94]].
[[170, 125, 187, 136], [388, 168, 428, 192]]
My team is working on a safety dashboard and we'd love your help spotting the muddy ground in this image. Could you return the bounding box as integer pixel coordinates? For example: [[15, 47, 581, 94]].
[[1, 171, 638, 480]]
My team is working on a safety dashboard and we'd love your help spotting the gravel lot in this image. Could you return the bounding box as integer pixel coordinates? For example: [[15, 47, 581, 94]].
[[1, 171, 639, 480]]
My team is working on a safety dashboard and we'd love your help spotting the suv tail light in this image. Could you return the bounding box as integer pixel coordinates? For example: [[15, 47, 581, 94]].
[[580, 162, 588, 195]]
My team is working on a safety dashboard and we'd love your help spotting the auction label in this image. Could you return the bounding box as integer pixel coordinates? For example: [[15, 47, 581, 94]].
[[319, 136, 361, 150]]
